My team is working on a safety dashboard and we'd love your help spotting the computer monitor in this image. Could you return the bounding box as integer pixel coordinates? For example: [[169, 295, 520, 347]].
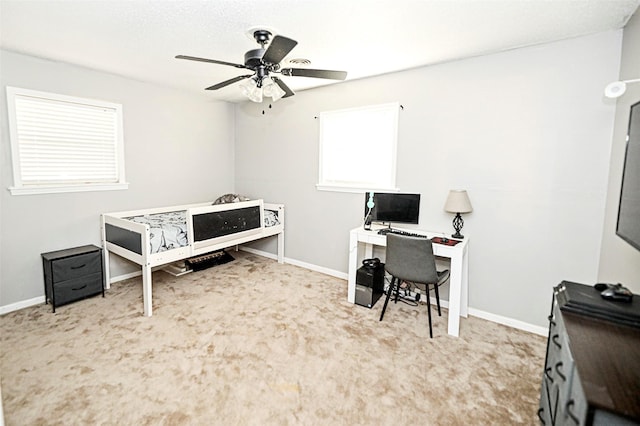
[[364, 192, 421, 225], [616, 100, 640, 251]]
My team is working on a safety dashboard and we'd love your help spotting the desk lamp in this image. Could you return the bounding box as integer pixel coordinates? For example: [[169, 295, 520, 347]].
[[444, 190, 473, 239]]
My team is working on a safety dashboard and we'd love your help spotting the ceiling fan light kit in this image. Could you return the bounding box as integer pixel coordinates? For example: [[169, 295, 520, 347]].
[[176, 28, 347, 103]]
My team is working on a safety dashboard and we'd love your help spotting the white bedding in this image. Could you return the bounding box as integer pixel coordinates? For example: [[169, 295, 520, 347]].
[[126, 210, 189, 254]]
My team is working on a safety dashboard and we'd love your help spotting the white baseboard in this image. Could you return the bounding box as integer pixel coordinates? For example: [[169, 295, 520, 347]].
[[241, 247, 548, 336], [240, 246, 349, 279], [0, 247, 548, 337], [0, 296, 46, 315], [109, 270, 142, 284], [468, 308, 549, 336]]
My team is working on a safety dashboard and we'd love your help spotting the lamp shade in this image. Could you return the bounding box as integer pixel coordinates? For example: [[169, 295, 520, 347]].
[[444, 190, 473, 213]]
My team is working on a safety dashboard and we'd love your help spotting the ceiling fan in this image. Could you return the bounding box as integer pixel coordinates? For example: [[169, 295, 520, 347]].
[[176, 29, 347, 102]]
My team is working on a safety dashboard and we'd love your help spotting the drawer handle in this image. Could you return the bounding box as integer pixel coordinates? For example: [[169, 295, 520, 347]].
[[545, 366, 554, 383], [70, 263, 86, 270], [555, 362, 566, 381], [552, 334, 561, 350], [566, 400, 580, 424], [71, 284, 87, 291], [537, 407, 546, 424]]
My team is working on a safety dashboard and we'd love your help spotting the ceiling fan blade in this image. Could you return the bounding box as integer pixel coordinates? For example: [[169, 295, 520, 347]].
[[280, 68, 347, 80], [271, 76, 295, 98], [176, 55, 249, 69], [262, 35, 298, 65], [206, 75, 253, 90]]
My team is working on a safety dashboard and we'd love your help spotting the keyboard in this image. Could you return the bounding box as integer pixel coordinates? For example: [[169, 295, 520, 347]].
[[376, 228, 429, 238]]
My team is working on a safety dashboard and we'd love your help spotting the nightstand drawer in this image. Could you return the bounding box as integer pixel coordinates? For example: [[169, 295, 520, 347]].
[[51, 251, 101, 282], [53, 273, 103, 306]]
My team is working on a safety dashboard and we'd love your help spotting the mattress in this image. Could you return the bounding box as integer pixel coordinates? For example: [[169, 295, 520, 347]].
[[127, 208, 280, 254], [126, 211, 188, 254]]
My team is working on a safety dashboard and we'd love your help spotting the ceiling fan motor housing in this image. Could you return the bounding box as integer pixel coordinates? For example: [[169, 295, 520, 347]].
[[245, 48, 265, 68], [252, 29, 272, 45]]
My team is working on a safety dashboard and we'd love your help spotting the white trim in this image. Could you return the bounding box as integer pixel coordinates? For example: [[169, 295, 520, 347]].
[[0, 295, 45, 315], [318, 102, 400, 191], [9, 182, 129, 195], [109, 270, 143, 284], [6, 86, 126, 194], [468, 307, 548, 336], [316, 184, 400, 194]]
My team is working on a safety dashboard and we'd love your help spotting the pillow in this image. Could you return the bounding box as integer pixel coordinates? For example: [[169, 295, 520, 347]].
[[213, 193, 251, 205]]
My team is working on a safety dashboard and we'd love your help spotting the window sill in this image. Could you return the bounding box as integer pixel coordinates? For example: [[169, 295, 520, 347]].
[[9, 182, 129, 196], [316, 184, 399, 194]]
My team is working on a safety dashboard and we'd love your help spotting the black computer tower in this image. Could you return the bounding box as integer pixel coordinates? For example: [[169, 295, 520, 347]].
[[355, 264, 385, 308]]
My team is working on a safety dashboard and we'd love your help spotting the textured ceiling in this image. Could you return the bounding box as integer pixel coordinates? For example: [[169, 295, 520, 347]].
[[1, 0, 638, 103]]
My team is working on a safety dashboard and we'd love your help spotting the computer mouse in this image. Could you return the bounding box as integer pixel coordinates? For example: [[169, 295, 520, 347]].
[[600, 285, 633, 303]]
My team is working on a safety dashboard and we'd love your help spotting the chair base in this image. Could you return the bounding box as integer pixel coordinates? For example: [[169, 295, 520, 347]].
[[379, 277, 442, 338]]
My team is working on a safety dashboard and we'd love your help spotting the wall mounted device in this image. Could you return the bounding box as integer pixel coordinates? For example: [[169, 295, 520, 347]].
[[604, 78, 640, 99]]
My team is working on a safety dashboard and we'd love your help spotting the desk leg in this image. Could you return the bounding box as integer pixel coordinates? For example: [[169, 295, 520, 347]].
[[347, 231, 359, 304], [448, 254, 462, 337], [460, 244, 469, 317]]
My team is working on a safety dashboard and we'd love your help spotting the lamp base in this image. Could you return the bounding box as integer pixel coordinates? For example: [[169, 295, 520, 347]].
[[451, 213, 465, 239]]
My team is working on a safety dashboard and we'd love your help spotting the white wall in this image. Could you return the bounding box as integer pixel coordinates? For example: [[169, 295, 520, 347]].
[[0, 49, 235, 308], [234, 31, 622, 328], [598, 12, 640, 290]]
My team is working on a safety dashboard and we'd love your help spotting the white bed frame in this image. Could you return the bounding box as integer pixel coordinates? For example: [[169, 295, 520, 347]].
[[101, 199, 284, 316]]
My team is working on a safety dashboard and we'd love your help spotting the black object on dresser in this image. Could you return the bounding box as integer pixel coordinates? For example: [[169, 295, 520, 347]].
[[538, 281, 640, 425], [42, 245, 104, 313]]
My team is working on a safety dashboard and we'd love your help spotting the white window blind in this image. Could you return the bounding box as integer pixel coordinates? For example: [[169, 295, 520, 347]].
[[317, 102, 399, 193], [6, 87, 127, 195]]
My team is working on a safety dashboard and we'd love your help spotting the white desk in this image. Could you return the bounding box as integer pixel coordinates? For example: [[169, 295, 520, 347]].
[[348, 226, 469, 337]]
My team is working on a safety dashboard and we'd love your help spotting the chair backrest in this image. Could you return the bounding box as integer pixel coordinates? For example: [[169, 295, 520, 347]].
[[385, 233, 438, 284]]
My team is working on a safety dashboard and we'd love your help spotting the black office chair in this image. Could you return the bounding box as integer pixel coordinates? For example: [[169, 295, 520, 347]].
[[379, 233, 450, 338]]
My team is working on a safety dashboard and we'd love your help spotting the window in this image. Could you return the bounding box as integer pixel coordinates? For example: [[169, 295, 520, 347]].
[[6, 87, 127, 195], [317, 102, 399, 193]]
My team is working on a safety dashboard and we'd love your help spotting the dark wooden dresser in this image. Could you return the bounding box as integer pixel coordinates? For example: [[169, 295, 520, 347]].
[[538, 281, 640, 425], [42, 245, 104, 312]]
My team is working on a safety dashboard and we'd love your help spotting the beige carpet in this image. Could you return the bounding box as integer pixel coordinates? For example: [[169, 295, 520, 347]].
[[1, 251, 546, 425]]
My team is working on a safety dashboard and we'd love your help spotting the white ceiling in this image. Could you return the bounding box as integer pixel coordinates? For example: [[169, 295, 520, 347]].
[[1, 0, 639, 103]]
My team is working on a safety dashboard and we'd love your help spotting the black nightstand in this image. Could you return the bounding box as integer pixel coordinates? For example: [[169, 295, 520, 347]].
[[42, 245, 104, 312]]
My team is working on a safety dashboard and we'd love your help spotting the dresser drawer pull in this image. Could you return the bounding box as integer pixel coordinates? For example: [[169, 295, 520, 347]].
[[566, 400, 580, 424], [537, 407, 546, 424], [552, 334, 562, 349], [545, 367, 554, 383], [70, 264, 86, 270], [555, 362, 566, 381], [71, 284, 88, 291]]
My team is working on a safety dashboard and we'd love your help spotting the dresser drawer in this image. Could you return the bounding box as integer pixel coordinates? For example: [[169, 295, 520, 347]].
[[53, 273, 103, 306], [51, 251, 101, 282]]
